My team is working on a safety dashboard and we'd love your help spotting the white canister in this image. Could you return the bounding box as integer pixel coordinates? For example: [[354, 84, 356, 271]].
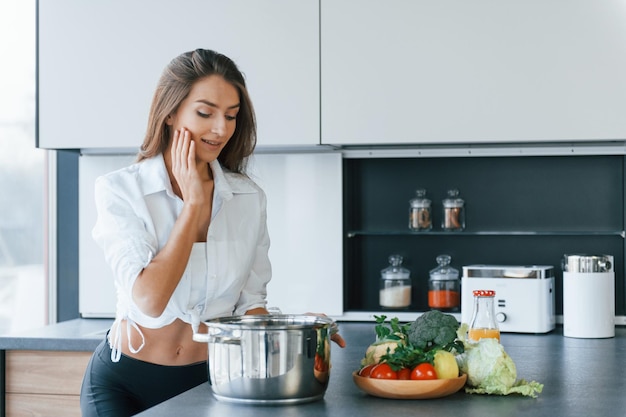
[[562, 254, 615, 338]]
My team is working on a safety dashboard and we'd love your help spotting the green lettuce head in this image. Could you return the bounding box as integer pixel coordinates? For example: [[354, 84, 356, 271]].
[[457, 337, 517, 390], [456, 324, 543, 397]]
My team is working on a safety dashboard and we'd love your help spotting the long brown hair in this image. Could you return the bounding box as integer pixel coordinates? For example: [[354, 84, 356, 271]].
[[137, 49, 256, 174]]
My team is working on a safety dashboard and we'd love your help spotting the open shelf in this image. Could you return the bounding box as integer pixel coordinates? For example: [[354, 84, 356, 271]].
[[347, 230, 625, 238], [343, 154, 626, 316]]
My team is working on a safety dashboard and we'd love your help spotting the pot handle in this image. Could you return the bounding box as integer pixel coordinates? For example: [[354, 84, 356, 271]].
[[192, 333, 242, 344]]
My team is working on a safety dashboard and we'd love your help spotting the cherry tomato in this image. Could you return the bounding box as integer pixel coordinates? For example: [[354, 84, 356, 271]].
[[397, 367, 411, 380], [358, 364, 376, 377], [370, 363, 398, 380], [410, 363, 438, 380]]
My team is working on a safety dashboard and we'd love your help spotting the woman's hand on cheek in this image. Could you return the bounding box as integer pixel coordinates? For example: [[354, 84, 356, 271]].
[[170, 128, 205, 205]]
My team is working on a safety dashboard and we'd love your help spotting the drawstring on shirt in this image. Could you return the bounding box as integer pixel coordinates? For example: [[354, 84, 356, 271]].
[[108, 317, 146, 363], [190, 305, 202, 337]]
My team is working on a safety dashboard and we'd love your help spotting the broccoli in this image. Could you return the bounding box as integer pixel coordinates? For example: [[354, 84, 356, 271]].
[[407, 310, 461, 351]]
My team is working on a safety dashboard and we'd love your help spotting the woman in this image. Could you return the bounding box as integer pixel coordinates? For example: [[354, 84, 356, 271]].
[[80, 49, 344, 417]]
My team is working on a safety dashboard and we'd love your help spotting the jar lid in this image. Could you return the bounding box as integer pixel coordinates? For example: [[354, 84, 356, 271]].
[[429, 254, 459, 280], [473, 289, 496, 297], [381, 254, 410, 279], [442, 189, 464, 208], [410, 189, 431, 208]]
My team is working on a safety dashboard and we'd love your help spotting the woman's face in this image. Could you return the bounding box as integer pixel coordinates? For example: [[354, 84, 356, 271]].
[[166, 75, 240, 163]]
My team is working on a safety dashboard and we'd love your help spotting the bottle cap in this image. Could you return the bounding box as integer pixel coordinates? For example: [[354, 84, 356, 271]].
[[473, 289, 495, 297]]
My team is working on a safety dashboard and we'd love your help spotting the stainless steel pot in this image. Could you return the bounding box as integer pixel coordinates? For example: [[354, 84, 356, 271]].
[[192, 314, 335, 404]]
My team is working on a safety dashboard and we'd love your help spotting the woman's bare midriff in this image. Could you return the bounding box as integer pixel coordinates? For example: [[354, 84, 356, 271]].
[[111, 318, 208, 366]]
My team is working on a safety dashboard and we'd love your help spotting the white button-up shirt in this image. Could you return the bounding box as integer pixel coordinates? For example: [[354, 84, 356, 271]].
[[92, 154, 271, 361]]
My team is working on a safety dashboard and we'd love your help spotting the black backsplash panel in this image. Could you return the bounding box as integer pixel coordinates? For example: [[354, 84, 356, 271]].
[[343, 155, 625, 315]]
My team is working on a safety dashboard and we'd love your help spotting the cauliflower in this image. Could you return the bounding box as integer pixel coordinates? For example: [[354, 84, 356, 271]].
[[360, 339, 403, 366], [360, 315, 408, 366]]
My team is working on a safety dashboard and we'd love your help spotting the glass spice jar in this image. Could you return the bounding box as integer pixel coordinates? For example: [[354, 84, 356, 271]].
[[468, 289, 501, 342], [379, 255, 412, 309], [409, 189, 432, 231], [442, 189, 465, 231], [428, 254, 460, 311]]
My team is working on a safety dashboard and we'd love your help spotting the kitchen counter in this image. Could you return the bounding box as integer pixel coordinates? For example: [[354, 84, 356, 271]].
[[0, 318, 112, 351], [0, 319, 623, 416], [136, 322, 626, 417]]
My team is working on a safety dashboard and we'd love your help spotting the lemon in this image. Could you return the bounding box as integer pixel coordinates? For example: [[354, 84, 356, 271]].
[[433, 350, 459, 379]]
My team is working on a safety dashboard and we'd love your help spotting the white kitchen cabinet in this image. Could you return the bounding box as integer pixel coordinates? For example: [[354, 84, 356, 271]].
[[39, 0, 320, 149], [320, 0, 626, 145]]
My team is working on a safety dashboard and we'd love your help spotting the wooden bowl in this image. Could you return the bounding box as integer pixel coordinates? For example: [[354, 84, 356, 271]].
[[352, 372, 467, 399]]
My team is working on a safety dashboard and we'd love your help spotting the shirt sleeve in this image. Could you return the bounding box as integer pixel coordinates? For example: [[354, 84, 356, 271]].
[[91, 173, 158, 295], [233, 187, 272, 315]]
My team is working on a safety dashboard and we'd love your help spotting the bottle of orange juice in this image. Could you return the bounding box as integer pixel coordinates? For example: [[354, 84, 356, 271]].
[[468, 289, 500, 342]]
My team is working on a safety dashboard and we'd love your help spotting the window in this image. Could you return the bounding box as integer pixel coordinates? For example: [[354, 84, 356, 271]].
[[0, 0, 47, 332]]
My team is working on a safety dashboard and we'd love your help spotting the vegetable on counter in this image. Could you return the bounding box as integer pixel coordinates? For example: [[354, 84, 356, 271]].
[[356, 313, 543, 398], [433, 350, 459, 379], [455, 323, 544, 398], [410, 363, 437, 380], [370, 363, 398, 380], [360, 316, 409, 367], [408, 310, 462, 351], [358, 312, 464, 380]]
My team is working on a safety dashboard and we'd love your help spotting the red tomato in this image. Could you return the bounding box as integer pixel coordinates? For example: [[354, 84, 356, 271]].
[[410, 363, 438, 380], [358, 364, 376, 377], [397, 367, 411, 380], [370, 363, 398, 380]]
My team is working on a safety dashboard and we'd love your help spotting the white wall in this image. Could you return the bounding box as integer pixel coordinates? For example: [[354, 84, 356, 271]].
[[250, 152, 343, 315]]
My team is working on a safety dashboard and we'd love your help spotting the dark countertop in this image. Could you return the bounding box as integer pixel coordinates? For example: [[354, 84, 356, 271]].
[[136, 322, 626, 417], [0, 318, 112, 351], [1, 319, 624, 416]]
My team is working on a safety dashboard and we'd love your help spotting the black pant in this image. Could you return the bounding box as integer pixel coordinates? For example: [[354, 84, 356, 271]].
[[80, 336, 208, 417]]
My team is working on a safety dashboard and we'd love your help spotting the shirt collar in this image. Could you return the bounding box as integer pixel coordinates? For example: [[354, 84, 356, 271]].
[[137, 153, 171, 196], [209, 159, 233, 201], [210, 159, 259, 200], [137, 154, 257, 199]]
